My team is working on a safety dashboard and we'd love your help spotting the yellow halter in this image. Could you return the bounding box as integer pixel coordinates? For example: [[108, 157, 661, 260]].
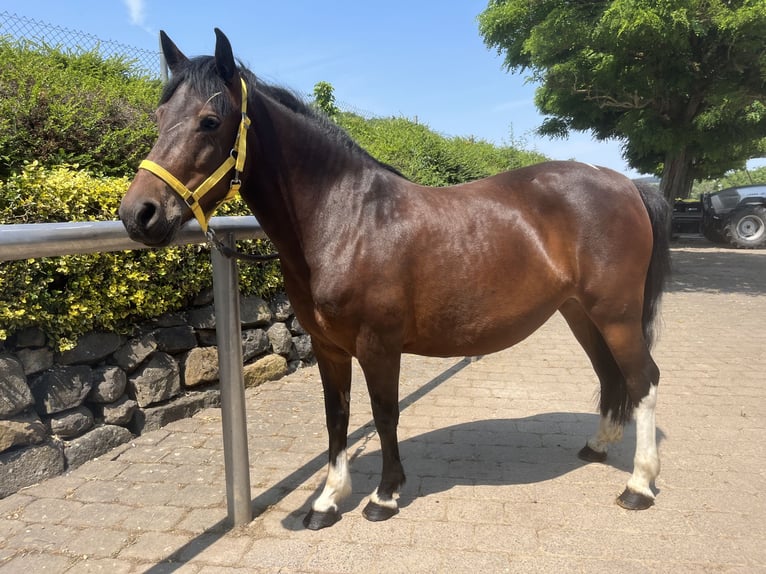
[[138, 77, 251, 233]]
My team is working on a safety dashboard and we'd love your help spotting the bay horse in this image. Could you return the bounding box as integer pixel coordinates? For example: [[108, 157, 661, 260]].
[[119, 29, 671, 530]]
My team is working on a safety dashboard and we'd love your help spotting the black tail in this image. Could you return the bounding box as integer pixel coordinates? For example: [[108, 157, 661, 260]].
[[635, 182, 672, 349]]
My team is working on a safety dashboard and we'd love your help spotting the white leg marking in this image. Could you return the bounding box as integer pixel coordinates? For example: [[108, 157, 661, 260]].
[[312, 450, 352, 513], [586, 411, 624, 454], [369, 488, 399, 510], [627, 385, 660, 498]]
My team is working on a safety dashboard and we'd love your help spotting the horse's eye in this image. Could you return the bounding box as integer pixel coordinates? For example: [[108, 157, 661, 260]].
[[199, 115, 221, 131]]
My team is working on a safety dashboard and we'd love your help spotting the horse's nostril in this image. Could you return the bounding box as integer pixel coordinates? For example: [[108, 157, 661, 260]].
[[120, 196, 173, 245], [138, 201, 158, 229]]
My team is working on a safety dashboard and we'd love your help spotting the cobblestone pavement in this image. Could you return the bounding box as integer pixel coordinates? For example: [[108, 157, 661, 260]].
[[1, 243, 764, 573]]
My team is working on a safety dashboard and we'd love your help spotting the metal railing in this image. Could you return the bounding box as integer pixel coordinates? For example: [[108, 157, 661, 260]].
[[0, 216, 263, 526]]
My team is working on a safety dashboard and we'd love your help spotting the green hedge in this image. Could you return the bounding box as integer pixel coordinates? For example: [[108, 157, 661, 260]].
[[0, 38, 160, 178], [339, 114, 547, 186]]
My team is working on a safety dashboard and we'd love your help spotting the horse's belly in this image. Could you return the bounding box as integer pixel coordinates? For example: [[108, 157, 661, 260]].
[[402, 298, 560, 358]]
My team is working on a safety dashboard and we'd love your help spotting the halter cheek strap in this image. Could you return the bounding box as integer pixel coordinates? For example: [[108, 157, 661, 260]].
[[138, 77, 250, 233]]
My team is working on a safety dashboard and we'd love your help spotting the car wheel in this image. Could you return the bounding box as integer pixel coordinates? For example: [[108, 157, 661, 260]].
[[724, 205, 766, 248], [701, 221, 726, 244]]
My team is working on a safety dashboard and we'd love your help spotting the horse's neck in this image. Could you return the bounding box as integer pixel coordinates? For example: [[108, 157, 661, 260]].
[[244, 93, 377, 272]]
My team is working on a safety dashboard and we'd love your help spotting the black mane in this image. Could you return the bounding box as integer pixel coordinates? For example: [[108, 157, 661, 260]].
[[160, 56, 402, 177]]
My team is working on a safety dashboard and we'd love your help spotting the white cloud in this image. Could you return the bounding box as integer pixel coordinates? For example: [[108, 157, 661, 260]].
[[124, 0, 146, 26]]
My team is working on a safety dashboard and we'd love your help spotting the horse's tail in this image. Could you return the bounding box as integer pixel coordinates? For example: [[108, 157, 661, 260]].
[[634, 182, 672, 349]]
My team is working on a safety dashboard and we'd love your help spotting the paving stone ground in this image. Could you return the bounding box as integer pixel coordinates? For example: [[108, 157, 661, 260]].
[[1, 242, 764, 573]]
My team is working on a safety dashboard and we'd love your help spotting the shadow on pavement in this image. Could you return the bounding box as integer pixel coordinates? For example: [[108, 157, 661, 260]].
[[275, 357, 666, 531], [283, 413, 666, 523], [144, 324, 672, 567]]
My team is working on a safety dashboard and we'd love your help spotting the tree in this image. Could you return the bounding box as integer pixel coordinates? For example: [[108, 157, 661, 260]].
[[312, 81, 339, 119], [478, 0, 766, 201]]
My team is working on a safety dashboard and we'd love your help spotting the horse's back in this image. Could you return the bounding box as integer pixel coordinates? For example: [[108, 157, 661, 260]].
[[478, 161, 644, 219], [414, 160, 651, 270], [473, 161, 653, 268]]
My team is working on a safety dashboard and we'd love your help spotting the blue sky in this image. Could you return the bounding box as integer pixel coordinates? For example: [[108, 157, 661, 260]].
[[3, 1, 763, 177]]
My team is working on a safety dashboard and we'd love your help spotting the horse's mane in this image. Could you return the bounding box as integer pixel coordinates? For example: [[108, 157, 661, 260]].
[[160, 56, 403, 177]]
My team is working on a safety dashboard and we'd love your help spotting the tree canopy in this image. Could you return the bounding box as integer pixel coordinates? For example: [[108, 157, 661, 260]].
[[478, 0, 766, 200]]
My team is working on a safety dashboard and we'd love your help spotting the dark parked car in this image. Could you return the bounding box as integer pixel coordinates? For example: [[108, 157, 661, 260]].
[[672, 184, 766, 248]]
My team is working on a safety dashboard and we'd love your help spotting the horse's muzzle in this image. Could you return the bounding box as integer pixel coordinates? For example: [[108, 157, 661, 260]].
[[119, 195, 178, 247]]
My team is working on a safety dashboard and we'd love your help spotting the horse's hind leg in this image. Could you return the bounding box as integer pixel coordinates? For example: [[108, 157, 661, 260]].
[[562, 301, 660, 509], [596, 318, 661, 510], [560, 301, 627, 463], [303, 340, 353, 530]]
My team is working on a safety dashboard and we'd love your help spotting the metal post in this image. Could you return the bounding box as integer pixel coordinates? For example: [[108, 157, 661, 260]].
[[211, 232, 252, 526]]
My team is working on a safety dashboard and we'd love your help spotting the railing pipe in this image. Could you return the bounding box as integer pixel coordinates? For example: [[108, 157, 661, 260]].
[[0, 216, 263, 260]]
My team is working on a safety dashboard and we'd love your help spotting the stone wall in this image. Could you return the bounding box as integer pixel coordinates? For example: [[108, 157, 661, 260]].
[[0, 291, 313, 498]]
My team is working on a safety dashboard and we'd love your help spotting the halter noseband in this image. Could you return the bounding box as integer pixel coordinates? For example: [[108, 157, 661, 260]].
[[138, 77, 251, 233]]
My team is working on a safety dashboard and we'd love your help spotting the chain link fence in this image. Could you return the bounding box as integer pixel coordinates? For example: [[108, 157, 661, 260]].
[[0, 11, 160, 78], [0, 11, 380, 115]]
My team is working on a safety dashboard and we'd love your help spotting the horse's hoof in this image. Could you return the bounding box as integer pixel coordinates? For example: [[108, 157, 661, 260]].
[[303, 508, 341, 530], [362, 500, 399, 522], [616, 488, 654, 510], [578, 444, 607, 463]]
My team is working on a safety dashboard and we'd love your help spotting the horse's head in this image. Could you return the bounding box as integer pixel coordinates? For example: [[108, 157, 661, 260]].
[[119, 29, 247, 246]]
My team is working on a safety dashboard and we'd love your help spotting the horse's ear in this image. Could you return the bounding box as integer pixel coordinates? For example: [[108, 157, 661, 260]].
[[214, 28, 238, 86], [159, 31, 189, 74]]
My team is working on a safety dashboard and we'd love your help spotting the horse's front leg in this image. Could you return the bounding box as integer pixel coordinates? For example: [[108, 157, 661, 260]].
[[356, 332, 405, 522], [303, 339, 353, 530]]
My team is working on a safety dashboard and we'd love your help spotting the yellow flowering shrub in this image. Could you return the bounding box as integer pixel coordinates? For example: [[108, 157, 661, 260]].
[[0, 163, 281, 349]]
